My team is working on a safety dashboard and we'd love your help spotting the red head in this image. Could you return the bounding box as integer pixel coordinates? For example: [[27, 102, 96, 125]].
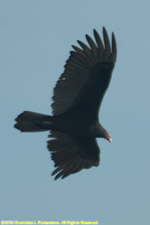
[[103, 129, 112, 143]]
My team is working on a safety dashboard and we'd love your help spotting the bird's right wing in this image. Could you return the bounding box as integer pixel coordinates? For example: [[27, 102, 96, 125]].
[[52, 27, 117, 120], [47, 131, 100, 180]]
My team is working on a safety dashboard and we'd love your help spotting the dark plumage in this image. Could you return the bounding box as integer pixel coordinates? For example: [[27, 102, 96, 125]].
[[15, 27, 117, 180]]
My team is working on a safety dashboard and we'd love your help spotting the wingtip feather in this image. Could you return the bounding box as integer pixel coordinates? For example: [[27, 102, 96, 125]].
[[93, 29, 104, 49], [103, 27, 111, 54], [112, 32, 117, 62]]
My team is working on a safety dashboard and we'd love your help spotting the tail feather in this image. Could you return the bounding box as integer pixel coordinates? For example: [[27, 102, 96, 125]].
[[14, 111, 53, 132]]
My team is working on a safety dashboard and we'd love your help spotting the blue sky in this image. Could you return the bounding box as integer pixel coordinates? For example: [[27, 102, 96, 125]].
[[0, 0, 150, 224]]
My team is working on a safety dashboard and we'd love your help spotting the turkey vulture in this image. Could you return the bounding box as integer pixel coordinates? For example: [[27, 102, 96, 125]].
[[15, 27, 117, 180]]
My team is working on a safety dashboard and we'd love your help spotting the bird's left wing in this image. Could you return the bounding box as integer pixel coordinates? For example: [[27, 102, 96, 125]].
[[52, 27, 117, 120], [48, 131, 100, 180]]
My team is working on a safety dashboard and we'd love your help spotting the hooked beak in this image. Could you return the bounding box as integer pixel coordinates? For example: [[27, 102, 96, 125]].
[[108, 137, 112, 143], [105, 134, 112, 142]]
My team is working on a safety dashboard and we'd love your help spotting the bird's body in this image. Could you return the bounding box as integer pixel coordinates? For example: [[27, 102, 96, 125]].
[[15, 27, 117, 180]]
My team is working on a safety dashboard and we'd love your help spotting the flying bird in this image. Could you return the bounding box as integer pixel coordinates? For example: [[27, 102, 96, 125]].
[[14, 27, 117, 180]]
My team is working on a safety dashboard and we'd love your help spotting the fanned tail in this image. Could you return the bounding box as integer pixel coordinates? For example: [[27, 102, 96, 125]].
[[14, 111, 53, 132]]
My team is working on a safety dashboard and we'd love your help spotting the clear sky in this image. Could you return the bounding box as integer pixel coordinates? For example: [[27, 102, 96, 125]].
[[0, 0, 150, 224]]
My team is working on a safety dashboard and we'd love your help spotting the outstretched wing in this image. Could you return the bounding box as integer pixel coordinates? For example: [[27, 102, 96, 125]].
[[52, 27, 117, 120], [48, 131, 100, 180]]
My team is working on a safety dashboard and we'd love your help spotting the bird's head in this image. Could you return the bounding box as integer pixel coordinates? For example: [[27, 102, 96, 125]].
[[95, 123, 112, 142], [103, 129, 112, 143]]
